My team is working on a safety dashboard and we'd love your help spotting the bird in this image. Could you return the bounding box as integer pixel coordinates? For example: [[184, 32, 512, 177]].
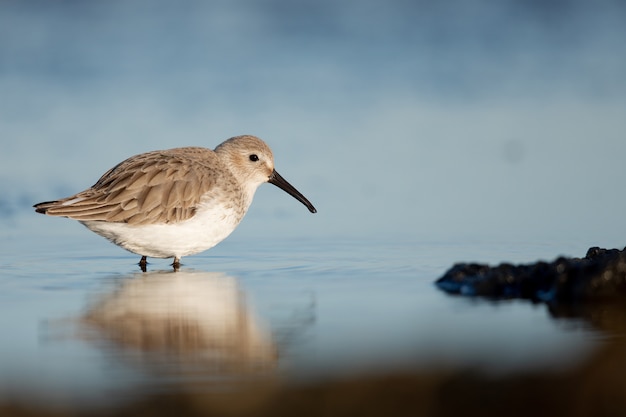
[[34, 135, 317, 271]]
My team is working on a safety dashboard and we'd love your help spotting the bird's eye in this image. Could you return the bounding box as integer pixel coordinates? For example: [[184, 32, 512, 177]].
[[249, 154, 259, 162]]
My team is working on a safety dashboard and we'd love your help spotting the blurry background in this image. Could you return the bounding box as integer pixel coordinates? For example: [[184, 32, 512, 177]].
[[1, 0, 625, 246], [2, 3, 626, 415]]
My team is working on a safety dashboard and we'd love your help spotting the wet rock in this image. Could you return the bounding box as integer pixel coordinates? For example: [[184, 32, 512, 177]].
[[436, 247, 626, 302]]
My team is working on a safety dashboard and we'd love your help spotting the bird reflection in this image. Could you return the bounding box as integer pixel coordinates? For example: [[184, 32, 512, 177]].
[[79, 270, 276, 378]]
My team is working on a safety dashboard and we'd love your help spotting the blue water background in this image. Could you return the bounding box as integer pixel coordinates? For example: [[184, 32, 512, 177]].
[[1, 0, 625, 408]]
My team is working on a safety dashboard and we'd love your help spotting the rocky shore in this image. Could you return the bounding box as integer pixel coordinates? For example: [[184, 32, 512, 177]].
[[436, 247, 626, 302]]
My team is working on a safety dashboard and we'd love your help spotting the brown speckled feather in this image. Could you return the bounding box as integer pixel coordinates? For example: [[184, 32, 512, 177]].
[[35, 147, 223, 225]]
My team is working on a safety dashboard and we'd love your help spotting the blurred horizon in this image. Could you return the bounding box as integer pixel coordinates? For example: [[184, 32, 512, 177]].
[[2, 0, 626, 246]]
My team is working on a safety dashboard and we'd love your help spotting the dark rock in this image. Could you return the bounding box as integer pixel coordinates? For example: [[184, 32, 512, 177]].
[[435, 247, 626, 302]]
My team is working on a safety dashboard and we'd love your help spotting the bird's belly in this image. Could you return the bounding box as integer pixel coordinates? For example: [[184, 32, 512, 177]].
[[81, 204, 243, 258]]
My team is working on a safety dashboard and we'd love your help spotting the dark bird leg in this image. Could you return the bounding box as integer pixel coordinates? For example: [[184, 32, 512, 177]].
[[139, 256, 148, 272], [172, 257, 181, 272]]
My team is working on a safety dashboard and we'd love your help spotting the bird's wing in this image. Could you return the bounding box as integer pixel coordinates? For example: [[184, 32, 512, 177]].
[[34, 148, 223, 225]]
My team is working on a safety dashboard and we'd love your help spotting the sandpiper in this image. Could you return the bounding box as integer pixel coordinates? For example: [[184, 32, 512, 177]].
[[34, 135, 317, 270]]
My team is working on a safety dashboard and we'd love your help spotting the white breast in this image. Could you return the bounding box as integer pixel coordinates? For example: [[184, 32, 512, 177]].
[[82, 201, 244, 259]]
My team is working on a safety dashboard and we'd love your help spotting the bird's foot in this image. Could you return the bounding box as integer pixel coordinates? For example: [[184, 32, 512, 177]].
[[139, 256, 148, 272], [172, 257, 181, 272]]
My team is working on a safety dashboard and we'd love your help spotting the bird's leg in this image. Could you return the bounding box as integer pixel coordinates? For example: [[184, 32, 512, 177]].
[[172, 257, 181, 272], [139, 256, 148, 272]]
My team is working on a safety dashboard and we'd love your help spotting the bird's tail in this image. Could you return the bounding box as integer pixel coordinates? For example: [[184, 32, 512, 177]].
[[33, 200, 60, 215]]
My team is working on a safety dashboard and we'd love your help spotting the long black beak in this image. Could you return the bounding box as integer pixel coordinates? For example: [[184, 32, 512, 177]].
[[268, 170, 317, 213]]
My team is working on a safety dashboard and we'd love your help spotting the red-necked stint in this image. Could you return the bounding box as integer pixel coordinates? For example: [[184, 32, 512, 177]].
[[34, 135, 317, 270]]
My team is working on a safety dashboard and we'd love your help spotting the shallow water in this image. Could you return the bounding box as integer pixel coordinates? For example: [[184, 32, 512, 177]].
[[2, 1, 626, 414], [0, 214, 609, 410]]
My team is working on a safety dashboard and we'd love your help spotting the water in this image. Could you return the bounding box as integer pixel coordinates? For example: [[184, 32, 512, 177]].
[[0, 214, 606, 409], [2, 1, 626, 414]]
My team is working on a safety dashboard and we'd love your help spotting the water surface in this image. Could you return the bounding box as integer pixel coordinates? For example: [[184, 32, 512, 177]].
[[2, 1, 626, 414], [0, 218, 607, 409]]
